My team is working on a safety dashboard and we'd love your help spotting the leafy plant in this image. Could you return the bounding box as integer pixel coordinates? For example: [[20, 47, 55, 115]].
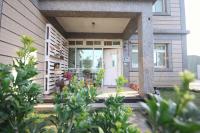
[[0, 35, 42, 132], [94, 69, 105, 87], [141, 71, 200, 133], [48, 76, 98, 133], [116, 75, 128, 92], [92, 76, 141, 133], [92, 95, 141, 133]]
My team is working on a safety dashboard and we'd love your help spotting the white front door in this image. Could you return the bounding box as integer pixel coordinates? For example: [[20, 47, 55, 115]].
[[104, 49, 120, 86]]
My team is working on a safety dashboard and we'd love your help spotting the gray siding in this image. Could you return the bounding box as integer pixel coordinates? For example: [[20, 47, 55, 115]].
[[153, 0, 181, 30], [0, 0, 47, 87], [127, 0, 185, 87], [128, 36, 183, 87]]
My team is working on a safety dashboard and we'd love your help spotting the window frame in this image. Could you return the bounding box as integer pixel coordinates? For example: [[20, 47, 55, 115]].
[[154, 44, 167, 68], [129, 43, 173, 72], [153, 0, 171, 16]]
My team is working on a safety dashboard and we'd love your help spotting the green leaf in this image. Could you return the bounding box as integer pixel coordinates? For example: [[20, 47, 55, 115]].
[[98, 127, 104, 133], [1, 77, 10, 89]]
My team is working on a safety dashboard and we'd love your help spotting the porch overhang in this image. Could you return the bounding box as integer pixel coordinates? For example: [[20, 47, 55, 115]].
[[39, 0, 155, 16], [38, 0, 154, 39], [38, 0, 155, 95]]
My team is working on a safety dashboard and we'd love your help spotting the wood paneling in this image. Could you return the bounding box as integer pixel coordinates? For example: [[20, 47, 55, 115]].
[[153, 0, 181, 30], [0, 0, 47, 88], [129, 38, 183, 87]]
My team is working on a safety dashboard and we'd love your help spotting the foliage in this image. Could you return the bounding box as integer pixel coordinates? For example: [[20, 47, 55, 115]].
[[48, 76, 98, 133], [92, 95, 141, 133], [0, 35, 42, 132], [116, 75, 128, 92], [94, 69, 105, 87], [92, 76, 141, 133], [141, 71, 200, 133], [82, 57, 92, 75]]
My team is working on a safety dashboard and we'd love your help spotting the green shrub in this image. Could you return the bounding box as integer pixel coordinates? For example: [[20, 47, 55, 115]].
[[92, 76, 141, 133], [94, 69, 105, 87], [48, 76, 98, 133], [116, 75, 128, 92], [0, 35, 43, 132], [92, 95, 141, 133], [141, 71, 200, 133]]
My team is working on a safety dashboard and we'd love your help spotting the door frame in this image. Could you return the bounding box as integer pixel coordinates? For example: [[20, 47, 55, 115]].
[[103, 48, 122, 86]]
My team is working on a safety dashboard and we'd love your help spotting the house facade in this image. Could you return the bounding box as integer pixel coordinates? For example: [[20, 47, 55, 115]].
[[0, 0, 187, 95]]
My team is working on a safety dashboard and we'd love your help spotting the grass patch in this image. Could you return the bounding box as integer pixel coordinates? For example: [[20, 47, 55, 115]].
[[159, 88, 200, 108]]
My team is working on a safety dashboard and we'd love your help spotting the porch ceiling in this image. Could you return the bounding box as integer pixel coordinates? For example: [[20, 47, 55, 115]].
[[56, 17, 131, 33], [40, 0, 153, 39]]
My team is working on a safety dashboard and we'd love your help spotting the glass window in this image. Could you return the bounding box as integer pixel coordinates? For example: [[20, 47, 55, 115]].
[[69, 41, 75, 45], [68, 48, 75, 68], [154, 44, 167, 68], [94, 41, 101, 45], [113, 41, 120, 45], [76, 41, 83, 45], [104, 41, 112, 46], [131, 44, 168, 69], [86, 41, 93, 46], [76, 48, 93, 69], [131, 45, 138, 68], [93, 48, 103, 69], [153, 0, 165, 13]]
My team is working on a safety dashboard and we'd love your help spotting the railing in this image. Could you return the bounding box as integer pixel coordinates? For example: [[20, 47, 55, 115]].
[[66, 68, 101, 84]]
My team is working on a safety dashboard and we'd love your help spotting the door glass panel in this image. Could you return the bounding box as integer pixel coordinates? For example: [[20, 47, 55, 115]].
[[112, 54, 117, 67]]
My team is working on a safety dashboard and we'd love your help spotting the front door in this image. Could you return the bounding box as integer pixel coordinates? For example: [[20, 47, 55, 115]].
[[104, 49, 119, 86]]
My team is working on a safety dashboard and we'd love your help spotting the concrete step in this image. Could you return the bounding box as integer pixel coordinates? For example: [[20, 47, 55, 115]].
[[34, 102, 142, 112], [42, 95, 143, 104]]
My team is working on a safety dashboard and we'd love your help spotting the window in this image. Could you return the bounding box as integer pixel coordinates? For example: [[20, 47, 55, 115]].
[[68, 48, 75, 68], [154, 44, 167, 68], [153, 0, 165, 13], [130, 44, 168, 69], [76, 48, 93, 69], [104, 41, 112, 46], [68, 48, 103, 70], [131, 45, 138, 68]]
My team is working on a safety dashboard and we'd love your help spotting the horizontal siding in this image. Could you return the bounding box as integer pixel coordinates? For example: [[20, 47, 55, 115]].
[[0, 0, 47, 87], [153, 0, 181, 30], [129, 39, 183, 87]]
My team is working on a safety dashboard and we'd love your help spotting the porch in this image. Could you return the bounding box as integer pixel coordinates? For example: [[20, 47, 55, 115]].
[[42, 0, 155, 95], [43, 87, 140, 103]]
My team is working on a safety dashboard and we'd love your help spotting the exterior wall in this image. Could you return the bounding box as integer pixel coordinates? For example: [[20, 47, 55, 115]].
[[153, 0, 181, 31], [0, 0, 186, 88], [0, 0, 47, 87], [128, 35, 183, 87], [127, 0, 186, 88]]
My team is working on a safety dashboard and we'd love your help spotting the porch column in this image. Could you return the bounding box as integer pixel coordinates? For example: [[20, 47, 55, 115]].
[[137, 11, 154, 95]]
